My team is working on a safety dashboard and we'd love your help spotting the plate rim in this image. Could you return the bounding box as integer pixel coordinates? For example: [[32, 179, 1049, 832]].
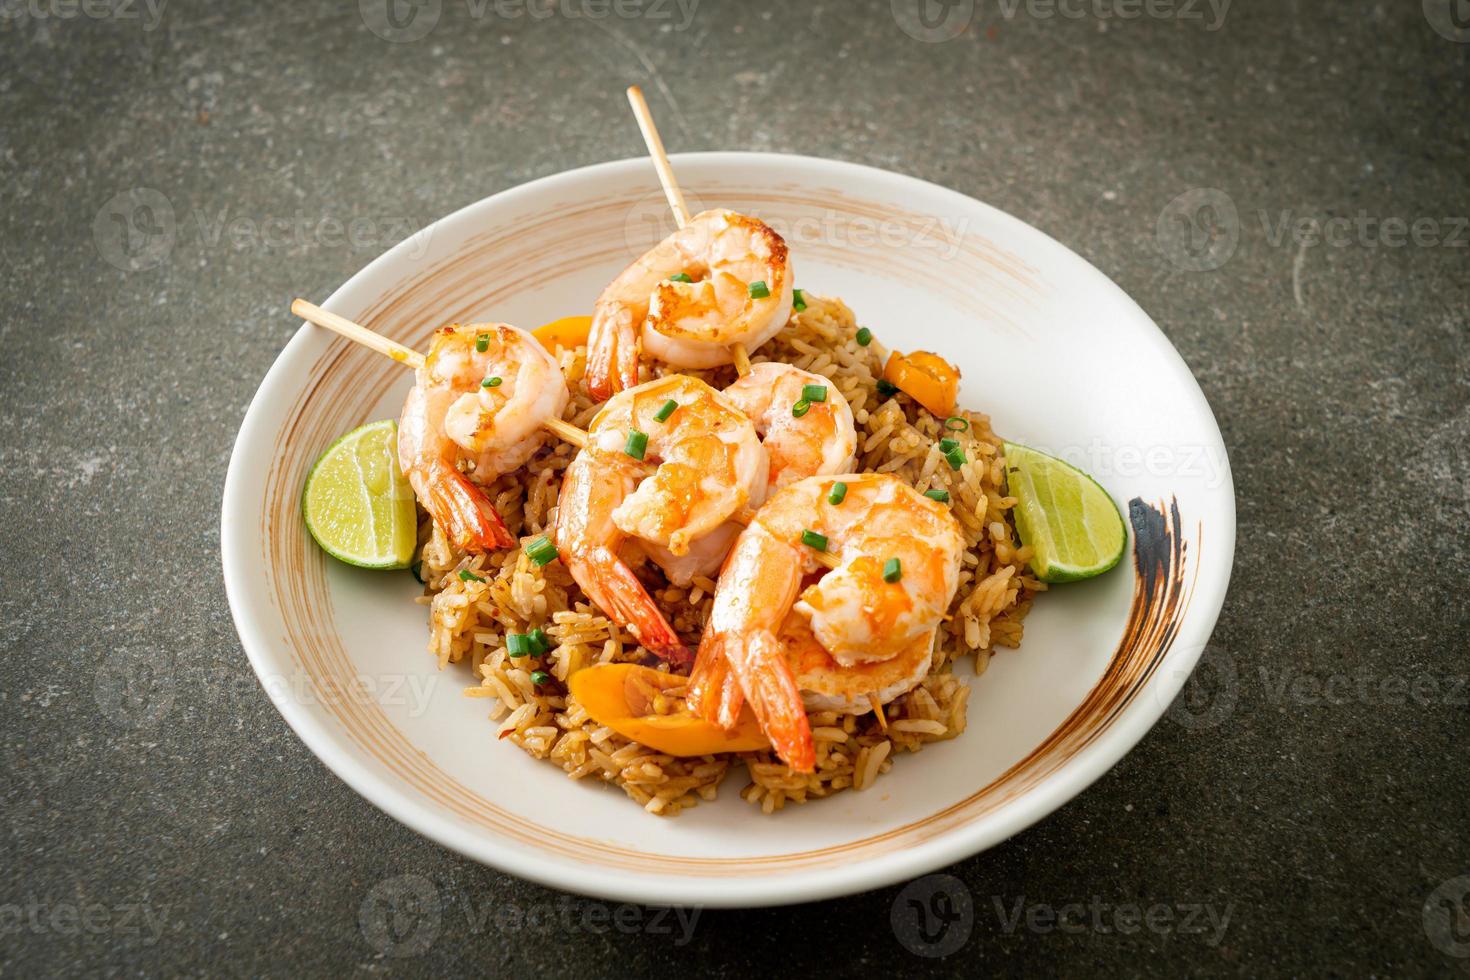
[[221, 150, 1236, 908]]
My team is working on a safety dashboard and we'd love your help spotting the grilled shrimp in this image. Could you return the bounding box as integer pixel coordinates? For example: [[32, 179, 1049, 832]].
[[722, 362, 856, 493], [635, 363, 855, 585], [555, 375, 766, 663], [397, 322, 569, 553], [688, 474, 963, 771], [586, 209, 794, 401]]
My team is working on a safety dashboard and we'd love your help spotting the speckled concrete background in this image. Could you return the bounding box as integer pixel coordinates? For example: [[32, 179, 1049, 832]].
[[2, 0, 1467, 974]]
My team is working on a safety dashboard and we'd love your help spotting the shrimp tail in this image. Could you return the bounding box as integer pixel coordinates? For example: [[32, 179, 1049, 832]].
[[580, 545, 692, 666], [703, 628, 814, 772], [687, 623, 745, 728], [585, 303, 640, 403], [423, 459, 516, 552]]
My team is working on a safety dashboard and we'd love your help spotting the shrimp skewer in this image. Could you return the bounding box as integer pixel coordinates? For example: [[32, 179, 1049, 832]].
[[585, 88, 793, 401], [624, 84, 759, 383], [689, 474, 964, 772], [555, 375, 767, 665], [291, 300, 578, 553], [397, 322, 569, 552], [289, 304, 843, 562]]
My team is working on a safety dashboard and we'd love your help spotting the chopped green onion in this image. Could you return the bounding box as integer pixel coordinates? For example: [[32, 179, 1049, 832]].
[[525, 536, 559, 567], [945, 416, 969, 432], [506, 633, 531, 656], [481, 376, 502, 388], [855, 327, 873, 347], [624, 429, 648, 460], [939, 438, 959, 454], [747, 280, 770, 299], [792, 288, 808, 312], [882, 558, 903, 583], [791, 399, 811, 418], [530, 670, 551, 685], [653, 399, 678, 423], [669, 272, 693, 283], [528, 627, 550, 655], [475, 333, 489, 352], [876, 379, 899, 397], [945, 446, 967, 470], [458, 569, 485, 583], [923, 489, 951, 503], [827, 482, 848, 505], [800, 530, 828, 552], [801, 384, 828, 403]]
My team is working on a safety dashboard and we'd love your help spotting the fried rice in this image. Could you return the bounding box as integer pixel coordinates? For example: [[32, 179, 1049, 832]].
[[414, 293, 1046, 815]]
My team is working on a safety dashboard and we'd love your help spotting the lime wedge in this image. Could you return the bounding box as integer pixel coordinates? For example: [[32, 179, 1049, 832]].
[[302, 420, 417, 569], [1003, 441, 1126, 583]]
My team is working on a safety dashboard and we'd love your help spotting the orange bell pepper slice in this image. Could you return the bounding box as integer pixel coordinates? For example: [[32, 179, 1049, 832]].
[[882, 349, 960, 418], [533, 315, 593, 355], [568, 663, 770, 756]]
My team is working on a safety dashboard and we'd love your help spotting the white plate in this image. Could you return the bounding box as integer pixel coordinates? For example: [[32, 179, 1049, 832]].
[[221, 152, 1234, 908]]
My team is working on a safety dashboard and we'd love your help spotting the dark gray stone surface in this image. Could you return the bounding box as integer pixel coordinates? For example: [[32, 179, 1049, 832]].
[[2, 0, 1466, 974]]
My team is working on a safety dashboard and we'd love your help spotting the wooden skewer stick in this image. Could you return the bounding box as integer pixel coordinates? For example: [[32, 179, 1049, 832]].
[[625, 85, 691, 228], [624, 85, 754, 378], [291, 299, 588, 449], [623, 90, 897, 399], [868, 694, 889, 730], [292, 298, 426, 370]]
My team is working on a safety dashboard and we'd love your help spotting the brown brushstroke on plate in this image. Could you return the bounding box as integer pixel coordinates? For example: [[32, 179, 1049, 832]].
[[254, 188, 1199, 876]]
